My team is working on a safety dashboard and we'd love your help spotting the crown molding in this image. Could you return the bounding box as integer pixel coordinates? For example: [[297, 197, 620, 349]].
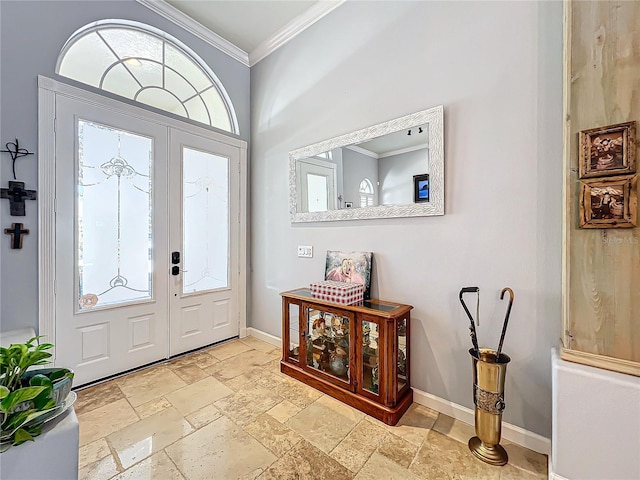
[[137, 0, 250, 67], [346, 145, 378, 159], [249, 0, 346, 66], [379, 143, 429, 159]]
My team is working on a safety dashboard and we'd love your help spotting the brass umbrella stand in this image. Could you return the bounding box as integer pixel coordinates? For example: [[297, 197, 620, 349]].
[[460, 287, 514, 466]]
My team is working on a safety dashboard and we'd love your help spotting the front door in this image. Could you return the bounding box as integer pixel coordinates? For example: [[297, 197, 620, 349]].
[[296, 159, 337, 212], [54, 95, 241, 386], [168, 129, 240, 356]]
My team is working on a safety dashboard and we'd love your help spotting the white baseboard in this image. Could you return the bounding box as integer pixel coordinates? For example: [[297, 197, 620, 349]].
[[413, 388, 550, 455], [247, 327, 550, 455], [247, 327, 281, 348], [239, 328, 248, 338], [549, 472, 569, 480]]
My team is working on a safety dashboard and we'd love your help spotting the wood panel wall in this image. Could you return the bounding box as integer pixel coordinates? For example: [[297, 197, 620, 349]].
[[563, 0, 640, 376]]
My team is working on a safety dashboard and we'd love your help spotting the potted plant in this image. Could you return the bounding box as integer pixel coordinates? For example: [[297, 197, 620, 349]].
[[0, 337, 73, 451]]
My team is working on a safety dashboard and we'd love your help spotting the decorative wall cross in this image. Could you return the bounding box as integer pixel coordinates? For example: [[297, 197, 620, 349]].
[[0, 181, 37, 216], [1, 139, 34, 180], [4, 223, 29, 249]]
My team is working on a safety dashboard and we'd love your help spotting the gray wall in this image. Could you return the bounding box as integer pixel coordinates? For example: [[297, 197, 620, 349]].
[[250, 0, 562, 438], [342, 148, 378, 207], [0, 1, 250, 332], [379, 148, 428, 205]]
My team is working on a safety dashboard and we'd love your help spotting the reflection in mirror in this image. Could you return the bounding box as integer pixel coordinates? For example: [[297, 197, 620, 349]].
[[289, 105, 443, 222]]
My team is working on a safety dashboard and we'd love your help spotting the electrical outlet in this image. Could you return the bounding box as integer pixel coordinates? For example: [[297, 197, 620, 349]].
[[297, 245, 313, 258]]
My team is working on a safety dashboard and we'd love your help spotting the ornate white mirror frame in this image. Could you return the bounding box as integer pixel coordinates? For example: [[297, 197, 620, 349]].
[[289, 105, 444, 222]]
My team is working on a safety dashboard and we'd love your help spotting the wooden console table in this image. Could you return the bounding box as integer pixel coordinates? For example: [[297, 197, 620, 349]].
[[280, 288, 413, 425]]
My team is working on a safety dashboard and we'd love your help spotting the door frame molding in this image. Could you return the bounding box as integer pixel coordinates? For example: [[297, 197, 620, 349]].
[[37, 75, 248, 363]]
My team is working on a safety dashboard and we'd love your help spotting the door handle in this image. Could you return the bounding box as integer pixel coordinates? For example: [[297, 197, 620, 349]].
[[172, 251, 180, 264], [171, 266, 188, 276]]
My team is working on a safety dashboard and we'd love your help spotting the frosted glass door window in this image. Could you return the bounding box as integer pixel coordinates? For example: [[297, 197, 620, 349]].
[[182, 147, 229, 293], [77, 120, 153, 310], [307, 173, 328, 213]]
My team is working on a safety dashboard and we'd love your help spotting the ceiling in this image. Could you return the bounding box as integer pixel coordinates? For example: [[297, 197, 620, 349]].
[[163, 0, 340, 61], [356, 124, 430, 158]]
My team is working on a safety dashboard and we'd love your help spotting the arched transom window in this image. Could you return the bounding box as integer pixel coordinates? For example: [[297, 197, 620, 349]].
[[57, 20, 239, 133], [359, 178, 375, 208]]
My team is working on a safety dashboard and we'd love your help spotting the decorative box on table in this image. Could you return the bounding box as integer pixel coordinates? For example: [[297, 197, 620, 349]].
[[309, 280, 364, 305]]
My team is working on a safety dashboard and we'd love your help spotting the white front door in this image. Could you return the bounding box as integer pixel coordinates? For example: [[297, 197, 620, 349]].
[[168, 129, 240, 356], [296, 159, 337, 212], [54, 95, 241, 386]]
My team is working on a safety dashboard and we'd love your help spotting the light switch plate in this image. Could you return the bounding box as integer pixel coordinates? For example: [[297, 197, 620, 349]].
[[298, 245, 313, 258]]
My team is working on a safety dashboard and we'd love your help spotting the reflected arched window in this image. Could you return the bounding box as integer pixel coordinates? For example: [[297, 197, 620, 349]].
[[359, 178, 375, 208], [56, 20, 239, 133]]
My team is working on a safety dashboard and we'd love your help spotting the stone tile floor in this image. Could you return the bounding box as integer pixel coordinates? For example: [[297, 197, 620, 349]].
[[76, 337, 547, 480]]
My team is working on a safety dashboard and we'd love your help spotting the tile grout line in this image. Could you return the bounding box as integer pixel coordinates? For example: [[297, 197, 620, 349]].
[[105, 435, 126, 478], [349, 423, 391, 476], [163, 446, 189, 480]]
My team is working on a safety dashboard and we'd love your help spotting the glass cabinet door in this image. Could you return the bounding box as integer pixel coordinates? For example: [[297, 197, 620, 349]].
[[304, 306, 351, 385], [361, 319, 381, 395], [397, 317, 408, 393], [286, 302, 300, 362]]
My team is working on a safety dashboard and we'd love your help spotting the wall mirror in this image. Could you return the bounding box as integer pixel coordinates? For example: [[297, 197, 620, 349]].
[[289, 105, 444, 222]]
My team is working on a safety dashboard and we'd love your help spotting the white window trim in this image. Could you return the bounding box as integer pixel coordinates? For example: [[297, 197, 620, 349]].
[[359, 178, 375, 208]]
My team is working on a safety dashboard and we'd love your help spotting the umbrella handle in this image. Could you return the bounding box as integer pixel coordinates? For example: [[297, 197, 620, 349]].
[[496, 287, 514, 357], [459, 287, 480, 354]]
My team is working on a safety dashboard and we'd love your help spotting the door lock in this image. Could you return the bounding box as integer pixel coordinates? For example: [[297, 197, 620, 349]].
[[171, 266, 188, 276], [171, 251, 180, 264]]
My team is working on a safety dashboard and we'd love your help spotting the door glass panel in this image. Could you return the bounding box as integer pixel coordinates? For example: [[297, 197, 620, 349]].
[[182, 147, 229, 294], [288, 303, 300, 362], [305, 308, 350, 383], [307, 173, 328, 212], [77, 120, 153, 310], [398, 318, 407, 391], [362, 321, 379, 394]]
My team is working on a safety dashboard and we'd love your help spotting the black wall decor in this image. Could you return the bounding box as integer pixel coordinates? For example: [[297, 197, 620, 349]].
[[0, 181, 37, 216], [1, 138, 34, 180], [4, 223, 29, 249]]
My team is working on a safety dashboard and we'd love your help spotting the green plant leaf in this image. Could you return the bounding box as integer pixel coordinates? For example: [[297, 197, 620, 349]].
[[0, 386, 46, 413], [48, 368, 73, 383], [1, 405, 58, 437], [28, 374, 53, 389], [25, 423, 43, 441], [33, 394, 55, 411], [0, 386, 9, 400], [13, 427, 34, 445]]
